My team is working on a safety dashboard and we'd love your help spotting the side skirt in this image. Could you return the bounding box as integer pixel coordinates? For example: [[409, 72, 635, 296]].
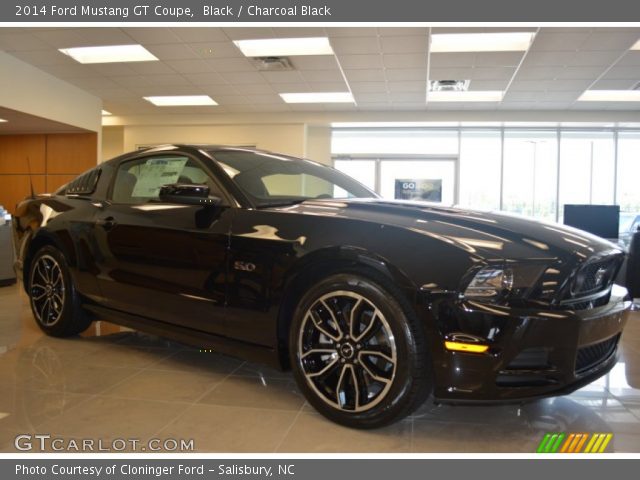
[[83, 304, 282, 370]]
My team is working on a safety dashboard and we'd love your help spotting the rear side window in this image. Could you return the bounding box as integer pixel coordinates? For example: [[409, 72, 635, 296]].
[[65, 169, 101, 196], [111, 155, 221, 204]]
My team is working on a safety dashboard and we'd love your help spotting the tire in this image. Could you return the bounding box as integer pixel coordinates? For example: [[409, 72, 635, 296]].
[[289, 271, 431, 429], [27, 245, 93, 337]]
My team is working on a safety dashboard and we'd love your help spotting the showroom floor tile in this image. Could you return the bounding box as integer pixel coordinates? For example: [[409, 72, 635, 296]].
[[1, 284, 640, 452]]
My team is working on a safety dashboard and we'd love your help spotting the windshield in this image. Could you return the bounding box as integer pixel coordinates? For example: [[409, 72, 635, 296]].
[[209, 149, 376, 207]]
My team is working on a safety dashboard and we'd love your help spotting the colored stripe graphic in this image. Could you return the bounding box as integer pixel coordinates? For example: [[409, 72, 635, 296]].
[[537, 433, 613, 453]]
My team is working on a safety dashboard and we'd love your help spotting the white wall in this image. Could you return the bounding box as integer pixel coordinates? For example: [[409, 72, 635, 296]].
[[121, 124, 307, 158], [0, 52, 102, 133]]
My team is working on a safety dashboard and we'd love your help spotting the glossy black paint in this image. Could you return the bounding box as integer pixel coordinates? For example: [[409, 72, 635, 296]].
[[13, 145, 631, 402]]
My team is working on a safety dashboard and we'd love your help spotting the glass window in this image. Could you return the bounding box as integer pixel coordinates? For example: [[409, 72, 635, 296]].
[[379, 160, 456, 204], [502, 131, 558, 221], [459, 130, 502, 211], [559, 131, 615, 221], [332, 129, 459, 155], [333, 159, 376, 191], [112, 155, 217, 204], [211, 150, 375, 207], [617, 132, 640, 213]]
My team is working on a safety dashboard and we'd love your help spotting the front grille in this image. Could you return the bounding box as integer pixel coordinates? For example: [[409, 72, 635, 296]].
[[575, 334, 619, 375]]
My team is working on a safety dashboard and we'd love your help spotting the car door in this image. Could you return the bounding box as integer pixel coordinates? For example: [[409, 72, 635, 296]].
[[90, 152, 233, 335]]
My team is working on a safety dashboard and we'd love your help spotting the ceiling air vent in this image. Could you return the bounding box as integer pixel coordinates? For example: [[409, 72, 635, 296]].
[[250, 56, 294, 71], [429, 80, 470, 92]]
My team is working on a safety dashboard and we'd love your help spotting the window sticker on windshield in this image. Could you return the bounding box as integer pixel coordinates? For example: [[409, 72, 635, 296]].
[[131, 157, 188, 198]]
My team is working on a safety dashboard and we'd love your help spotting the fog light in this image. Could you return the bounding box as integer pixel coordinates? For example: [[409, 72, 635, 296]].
[[445, 341, 489, 353]]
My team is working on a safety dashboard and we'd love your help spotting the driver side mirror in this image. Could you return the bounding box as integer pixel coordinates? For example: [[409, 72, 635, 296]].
[[159, 183, 220, 207]]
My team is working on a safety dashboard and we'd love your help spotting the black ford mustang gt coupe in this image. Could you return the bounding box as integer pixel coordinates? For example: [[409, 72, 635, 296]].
[[12, 145, 630, 428]]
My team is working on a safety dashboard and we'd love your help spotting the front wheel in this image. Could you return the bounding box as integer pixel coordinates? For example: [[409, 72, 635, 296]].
[[289, 272, 431, 429], [28, 245, 93, 337]]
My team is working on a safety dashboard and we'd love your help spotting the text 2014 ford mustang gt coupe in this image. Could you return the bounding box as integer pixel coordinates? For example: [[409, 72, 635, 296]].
[[12, 145, 630, 428]]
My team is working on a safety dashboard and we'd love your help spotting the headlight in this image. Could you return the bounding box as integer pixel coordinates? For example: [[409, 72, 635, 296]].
[[463, 264, 546, 302], [464, 267, 514, 299]]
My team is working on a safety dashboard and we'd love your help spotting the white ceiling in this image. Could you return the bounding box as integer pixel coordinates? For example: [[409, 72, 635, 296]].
[[0, 26, 639, 115]]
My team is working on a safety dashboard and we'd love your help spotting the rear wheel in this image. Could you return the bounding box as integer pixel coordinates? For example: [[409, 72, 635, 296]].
[[289, 272, 431, 428], [28, 245, 92, 337]]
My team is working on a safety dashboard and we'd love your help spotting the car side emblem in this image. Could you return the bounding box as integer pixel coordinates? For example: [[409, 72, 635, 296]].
[[234, 261, 256, 272]]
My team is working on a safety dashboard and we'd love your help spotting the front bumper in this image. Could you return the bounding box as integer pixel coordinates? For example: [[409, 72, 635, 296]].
[[427, 284, 630, 402]]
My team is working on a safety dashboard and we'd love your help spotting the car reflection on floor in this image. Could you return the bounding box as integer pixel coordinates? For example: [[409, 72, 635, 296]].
[[1, 284, 639, 453]]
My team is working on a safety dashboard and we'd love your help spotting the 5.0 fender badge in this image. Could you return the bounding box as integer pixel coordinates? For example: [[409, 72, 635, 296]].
[[234, 261, 257, 272]]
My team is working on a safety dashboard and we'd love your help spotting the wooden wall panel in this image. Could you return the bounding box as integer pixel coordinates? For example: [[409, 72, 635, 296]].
[[46, 133, 98, 174], [0, 135, 46, 174], [0, 175, 45, 214]]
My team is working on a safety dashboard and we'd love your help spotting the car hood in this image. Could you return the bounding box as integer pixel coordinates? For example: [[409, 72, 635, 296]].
[[277, 198, 622, 262]]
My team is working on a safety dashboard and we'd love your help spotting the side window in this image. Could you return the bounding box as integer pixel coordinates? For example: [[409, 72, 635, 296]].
[[112, 155, 221, 204]]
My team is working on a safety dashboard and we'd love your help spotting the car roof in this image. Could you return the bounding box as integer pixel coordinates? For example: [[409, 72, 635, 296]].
[[102, 144, 267, 167]]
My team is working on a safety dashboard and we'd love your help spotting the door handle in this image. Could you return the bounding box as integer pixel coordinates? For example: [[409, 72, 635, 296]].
[[96, 216, 116, 231]]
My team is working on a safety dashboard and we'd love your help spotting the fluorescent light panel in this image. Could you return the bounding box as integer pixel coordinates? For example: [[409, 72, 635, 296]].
[[59, 44, 158, 64], [0, 118, 7, 123], [428, 90, 504, 102], [101, 110, 111, 116], [234, 37, 333, 57], [144, 95, 218, 106], [578, 90, 640, 102], [280, 92, 354, 103], [631, 39, 640, 50], [431, 32, 536, 52]]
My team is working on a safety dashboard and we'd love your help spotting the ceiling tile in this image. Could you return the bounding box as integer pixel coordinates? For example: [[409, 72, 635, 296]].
[[171, 28, 228, 43], [581, 32, 640, 51], [122, 28, 182, 45], [221, 71, 269, 84], [32, 29, 88, 48], [326, 28, 379, 37], [330, 37, 380, 55], [199, 84, 240, 95], [0, 32, 51, 51], [9, 49, 77, 67], [569, 50, 622, 67], [378, 27, 429, 37], [144, 44, 201, 60], [349, 82, 388, 93], [221, 28, 274, 40], [233, 83, 276, 94], [524, 51, 577, 67], [186, 42, 242, 59], [385, 69, 427, 81], [380, 36, 428, 54], [164, 59, 215, 73], [301, 70, 345, 82], [261, 71, 305, 84], [530, 31, 590, 51], [182, 72, 227, 85], [206, 57, 256, 72], [600, 66, 640, 80], [343, 69, 386, 81], [354, 93, 390, 103], [386, 81, 425, 93], [269, 83, 310, 93], [291, 55, 339, 70], [383, 54, 426, 69], [337, 54, 383, 69]]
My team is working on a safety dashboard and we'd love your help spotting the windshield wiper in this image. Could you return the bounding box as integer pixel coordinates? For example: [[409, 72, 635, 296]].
[[255, 199, 309, 209]]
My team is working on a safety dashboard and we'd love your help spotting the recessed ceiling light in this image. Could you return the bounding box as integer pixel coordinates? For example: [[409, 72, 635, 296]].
[[631, 39, 640, 50], [234, 37, 334, 57], [280, 92, 354, 103], [428, 91, 504, 102], [430, 32, 536, 52], [101, 110, 112, 116], [578, 90, 640, 101], [0, 118, 7, 123], [143, 95, 218, 106], [59, 44, 158, 64]]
